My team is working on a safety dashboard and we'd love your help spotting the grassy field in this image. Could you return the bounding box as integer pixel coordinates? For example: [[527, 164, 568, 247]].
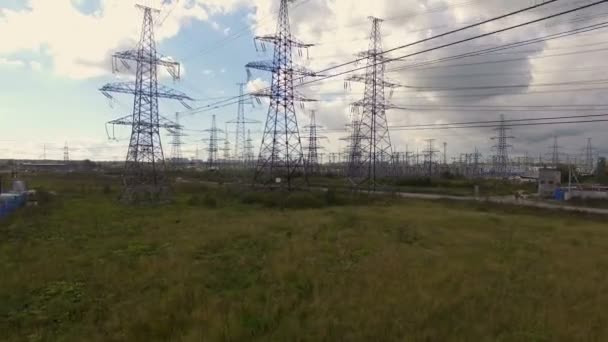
[[2, 174, 608, 341]]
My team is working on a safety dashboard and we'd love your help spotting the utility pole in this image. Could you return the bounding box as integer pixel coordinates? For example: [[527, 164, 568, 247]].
[[346, 17, 400, 190], [491, 114, 514, 178], [99, 4, 191, 203], [246, 0, 316, 189]]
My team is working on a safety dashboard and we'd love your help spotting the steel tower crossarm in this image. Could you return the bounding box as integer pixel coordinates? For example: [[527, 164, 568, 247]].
[[346, 74, 401, 89], [112, 50, 181, 80], [245, 60, 318, 77], [99, 82, 192, 101]]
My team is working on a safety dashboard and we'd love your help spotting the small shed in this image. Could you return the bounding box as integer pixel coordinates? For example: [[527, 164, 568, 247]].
[[538, 168, 561, 198]]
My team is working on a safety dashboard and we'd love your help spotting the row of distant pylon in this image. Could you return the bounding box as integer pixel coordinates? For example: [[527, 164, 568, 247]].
[[96, 1, 600, 203]]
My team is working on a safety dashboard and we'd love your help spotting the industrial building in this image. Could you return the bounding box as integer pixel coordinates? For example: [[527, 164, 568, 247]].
[[538, 169, 561, 198]]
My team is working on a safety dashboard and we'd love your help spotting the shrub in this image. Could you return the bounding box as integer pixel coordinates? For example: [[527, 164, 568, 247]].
[[202, 194, 218, 208], [186, 195, 200, 206], [239, 192, 281, 208], [394, 177, 433, 187], [324, 188, 340, 206], [102, 184, 112, 194], [35, 188, 53, 205], [284, 192, 324, 209]]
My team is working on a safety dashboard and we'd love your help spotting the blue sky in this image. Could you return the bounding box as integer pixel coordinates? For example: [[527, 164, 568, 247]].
[[0, 0, 269, 160]]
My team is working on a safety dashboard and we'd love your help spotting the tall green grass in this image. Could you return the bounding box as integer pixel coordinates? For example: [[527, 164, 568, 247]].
[[1, 174, 607, 341]]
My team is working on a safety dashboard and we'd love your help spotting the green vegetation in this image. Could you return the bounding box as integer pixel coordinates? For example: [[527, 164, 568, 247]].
[[597, 157, 608, 183], [2, 174, 608, 341]]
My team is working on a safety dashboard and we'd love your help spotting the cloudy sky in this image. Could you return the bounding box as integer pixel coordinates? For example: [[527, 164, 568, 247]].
[[1, 0, 607, 162]]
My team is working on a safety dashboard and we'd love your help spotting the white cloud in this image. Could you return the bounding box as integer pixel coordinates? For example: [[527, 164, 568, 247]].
[[246, 77, 269, 93], [29, 61, 42, 71], [0, 0, 250, 79], [223, 27, 231, 35], [0, 57, 25, 68], [2, 0, 607, 157], [202, 69, 213, 75], [243, 0, 608, 157]]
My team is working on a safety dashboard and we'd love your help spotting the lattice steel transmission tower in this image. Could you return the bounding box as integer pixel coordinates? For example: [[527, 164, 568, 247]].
[[491, 114, 514, 178], [548, 136, 562, 166], [246, 0, 316, 189], [423, 139, 439, 177], [244, 129, 255, 166], [63, 142, 69, 162], [346, 17, 400, 190], [473, 147, 482, 177], [304, 110, 326, 176], [584, 138, 594, 174], [227, 83, 257, 163], [194, 145, 201, 162], [100, 4, 191, 202], [222, 123, 231, 162], [203, 115, 223, 169], [168, 113, 186, 168]]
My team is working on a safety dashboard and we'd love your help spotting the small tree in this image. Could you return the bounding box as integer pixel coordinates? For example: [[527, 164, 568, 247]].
[[82, 159, 97, 171]]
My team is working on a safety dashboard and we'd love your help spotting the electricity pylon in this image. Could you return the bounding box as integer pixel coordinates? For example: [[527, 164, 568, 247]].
[[227, 83, 258, 163], [491, 114, 514, 178], [304, 110, 326, 176], [424, 139, 439, 177], [168, 113, 186, 169], [203, 115, 223, 169], [100, 4, 191, 203], [246, 0, 317, 190], [584, 138, 595, 174], [222, 123, 231, 162], [346, 17, 400, 190], [63, 142, 69, 162], [548, 135, 562, 167], [244, 129, 255, 167]]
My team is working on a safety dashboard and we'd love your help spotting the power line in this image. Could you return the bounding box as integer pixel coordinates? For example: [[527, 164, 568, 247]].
[[387, 119, 608, 131], [389, 113, 608, 128], [182, 0, 606, 116], [385, 21, 608, 74], [305, 1, 608, 90], [321, 113, 608, 132], [181, 0, 312, 61]]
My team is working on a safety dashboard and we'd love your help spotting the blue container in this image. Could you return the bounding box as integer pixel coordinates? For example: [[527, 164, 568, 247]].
[[554, 188, 565, 201], [0, 193, 27, 219]]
